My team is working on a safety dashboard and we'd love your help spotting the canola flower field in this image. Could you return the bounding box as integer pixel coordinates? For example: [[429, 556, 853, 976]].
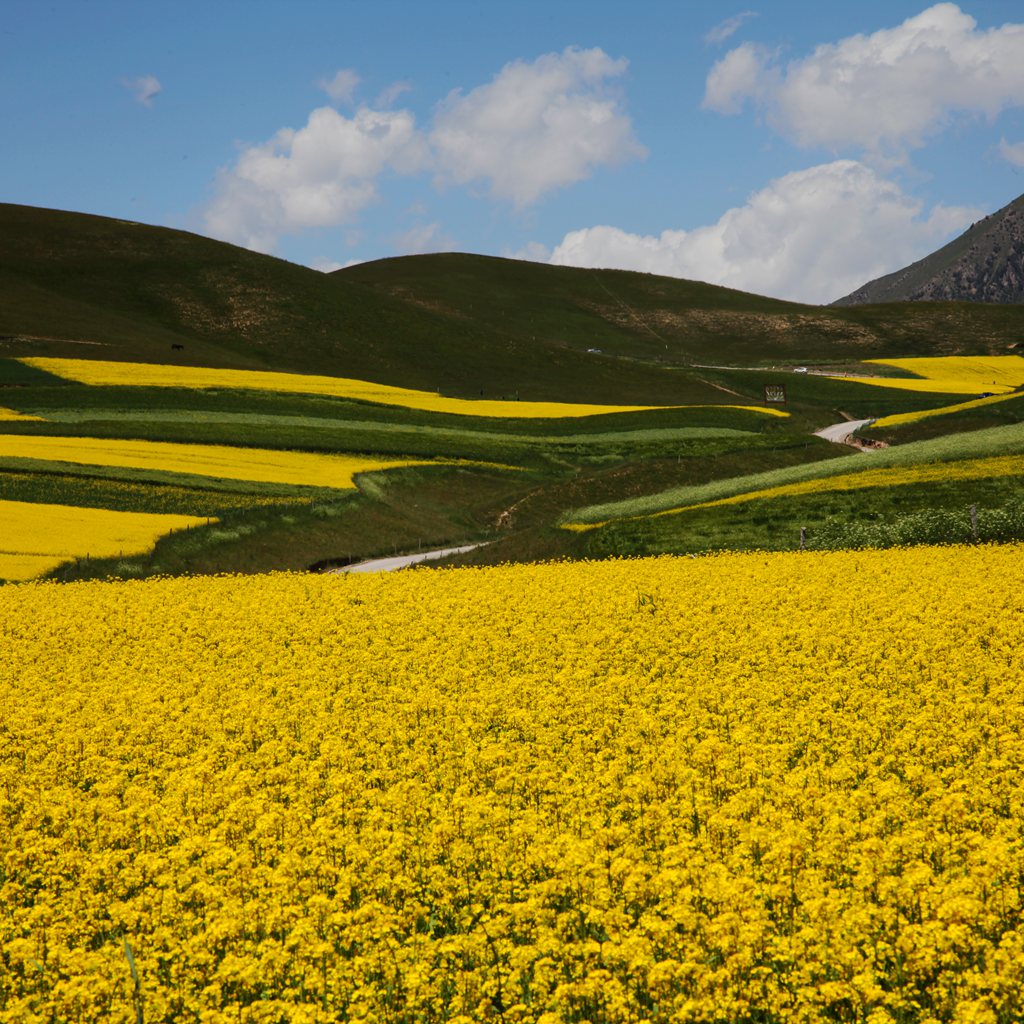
[[2, 547, 1024, 1023], [19, 357, 789, 421], [0, 499, 208, 581], [835, 357, 1024, 396], [0, 434, 464, 492]]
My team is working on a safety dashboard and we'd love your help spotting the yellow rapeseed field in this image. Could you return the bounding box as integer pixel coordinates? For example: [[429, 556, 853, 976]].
[[20, 357, 790, 419], [0, 434, 467, 490], [834, 356, 1024, 395], [0, 499, 208, 580], [2, 547, 1024, 1022], [872, 391, 1024, 429]]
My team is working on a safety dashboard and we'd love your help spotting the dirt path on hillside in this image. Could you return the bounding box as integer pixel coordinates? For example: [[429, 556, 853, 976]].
[[814, 418, 883, 451], [327, 543, 488, 574]]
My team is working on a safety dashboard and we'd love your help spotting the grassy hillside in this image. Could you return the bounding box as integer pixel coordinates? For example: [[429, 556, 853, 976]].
[[549, 421, 1024, 563], [4, 203, 1024, 582], [5, 203, 1024, 403], [342, 252, 1024, 363], [0, 204, 706, 404]]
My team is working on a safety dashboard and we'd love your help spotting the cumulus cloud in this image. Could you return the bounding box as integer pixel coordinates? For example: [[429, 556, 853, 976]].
[[549, 160, 978, 304], [999, 137, 1024, 168], [703, 43, 772, 116], [204, 47, 642, 253], [704, 3, 1024, 154], [319, 69, 360, 105], [124, 75, 161, 107], [705, 11, 757, 46], [203, 106, 428, 252], [430, 46, 646, 206]]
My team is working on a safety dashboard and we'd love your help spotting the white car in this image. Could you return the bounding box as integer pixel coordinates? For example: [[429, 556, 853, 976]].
[[793, 366, 809, 373]]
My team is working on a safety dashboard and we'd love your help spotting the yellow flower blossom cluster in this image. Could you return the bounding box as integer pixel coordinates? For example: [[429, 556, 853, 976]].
[[0, 434, 469, 491], [0, 499, 208, 580], [21, 357, 789, 419], [2, 546, 1024, 1022], [873, 391, 1024, 429], [834, 356, 1024, 395]]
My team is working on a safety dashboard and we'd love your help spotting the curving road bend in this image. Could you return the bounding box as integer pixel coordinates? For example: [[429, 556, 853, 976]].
[[814, 418, 876, 449]]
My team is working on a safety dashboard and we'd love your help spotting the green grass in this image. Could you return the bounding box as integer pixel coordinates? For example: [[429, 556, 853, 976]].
[[0, 408, 776, 466], [0, 357, 69, 387], [0, 469, 307, 516], [0, 455, 344, 498], [585, 475, 1024, 558], [431, 442, 848, 568], [860, 391, 1024, 445], [46, 466, 523, 581], [3, 380, 792, 433], [567, 420, 1024, 525], [345, 252, 1024, 366], [808, 498, 1024, 549], [697, 366, 965, 425]]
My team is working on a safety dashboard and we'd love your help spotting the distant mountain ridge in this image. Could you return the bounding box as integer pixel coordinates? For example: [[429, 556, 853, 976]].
[[834, 193, 1024, 306]]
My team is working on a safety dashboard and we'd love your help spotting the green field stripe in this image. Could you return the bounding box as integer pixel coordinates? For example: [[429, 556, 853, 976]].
[[565, 419, 1024, 525]]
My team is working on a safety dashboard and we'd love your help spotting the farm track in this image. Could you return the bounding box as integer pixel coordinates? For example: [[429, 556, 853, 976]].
[[327, 542, 488, 573], [813, 418, 876, 449]]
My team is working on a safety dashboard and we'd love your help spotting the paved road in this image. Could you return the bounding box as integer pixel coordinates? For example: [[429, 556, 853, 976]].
[[813, 419, 875, 446], [329, 543, 487, 574]]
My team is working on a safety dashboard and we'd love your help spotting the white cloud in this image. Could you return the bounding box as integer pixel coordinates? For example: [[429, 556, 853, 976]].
[[319, 69, 360, 105], [203, 105, 428, 252], [377, 81, 412, 107], [392, 222, 455, 255], [705, 11, 757, 46], [704, 3, 1024, 154], [430, 46, 646, 206], [204, 48, 644, 254], [124, 75, 161, 107], [999, 137, 1024, 168], [549, 160, 978, 304], [703, 43, 772, 116]]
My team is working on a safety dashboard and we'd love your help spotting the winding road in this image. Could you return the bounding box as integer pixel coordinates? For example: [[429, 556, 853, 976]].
[[328, 543, 487, 574]]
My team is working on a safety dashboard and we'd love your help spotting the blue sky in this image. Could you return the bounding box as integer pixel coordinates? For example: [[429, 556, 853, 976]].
[[4, 0, 1024, 303]]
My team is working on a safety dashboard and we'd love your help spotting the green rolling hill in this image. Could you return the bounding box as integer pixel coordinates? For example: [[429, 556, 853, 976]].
[[4, 202, 1024, 395], [2, 201, 1024, 581]]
